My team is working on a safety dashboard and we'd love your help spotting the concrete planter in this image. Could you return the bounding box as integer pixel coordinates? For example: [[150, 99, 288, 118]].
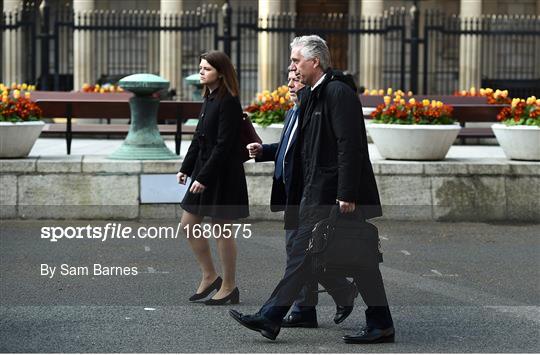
[[253, 123, 284, 144], [0, 121, 45, 158], [492, 123, 540, 161], [366, 123, 461, 160]]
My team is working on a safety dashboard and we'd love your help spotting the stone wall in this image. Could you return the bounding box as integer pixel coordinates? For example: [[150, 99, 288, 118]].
[[1, 156, 538, 222]]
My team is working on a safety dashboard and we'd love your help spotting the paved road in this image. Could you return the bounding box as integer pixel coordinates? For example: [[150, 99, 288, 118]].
[[1, 219, 539, 352]]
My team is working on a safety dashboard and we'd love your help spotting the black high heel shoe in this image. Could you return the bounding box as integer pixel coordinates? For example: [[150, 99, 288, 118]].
[[188, 276, 222, 302], [204, 287, 240, 305]]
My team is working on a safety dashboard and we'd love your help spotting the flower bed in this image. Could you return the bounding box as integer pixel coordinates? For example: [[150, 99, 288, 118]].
[[245, 85, 293, 127], [454, 87, 511, 105]]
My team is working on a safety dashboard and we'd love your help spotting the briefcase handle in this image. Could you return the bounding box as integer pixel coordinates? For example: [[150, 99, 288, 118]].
[[328, 204, 341, 226]]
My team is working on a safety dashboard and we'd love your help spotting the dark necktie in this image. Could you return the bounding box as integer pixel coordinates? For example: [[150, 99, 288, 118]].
[[274, 108, 297, 181]]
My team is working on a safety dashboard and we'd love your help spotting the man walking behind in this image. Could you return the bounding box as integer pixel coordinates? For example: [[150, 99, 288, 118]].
[[231, 35, 394, 344], [246, 69, 358, 329]]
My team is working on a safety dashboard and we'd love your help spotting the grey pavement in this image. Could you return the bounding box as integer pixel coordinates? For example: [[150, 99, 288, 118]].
[[27, 137, 507, 160], [0, 219, 539, 353]]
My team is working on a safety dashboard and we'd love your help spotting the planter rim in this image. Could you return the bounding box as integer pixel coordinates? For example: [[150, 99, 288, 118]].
[[366, 123, 460, 129], [492, 123, 540, 130], [0, 120, 45, 126], [253, 123, 285, 128]]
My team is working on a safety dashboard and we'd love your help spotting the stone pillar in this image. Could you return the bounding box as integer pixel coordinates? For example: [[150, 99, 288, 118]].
[[459, 0, 482, 91], [258, 0, 287, 92], [73, 0, 96, 90], [2, 0, 24, 84], [360, 0, 384, 91], [537, 0, 540, 79], [160, 0, 183, 98]]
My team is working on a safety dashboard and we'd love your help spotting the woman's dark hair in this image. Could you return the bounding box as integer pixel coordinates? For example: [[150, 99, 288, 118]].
[[200, 51, 239, 98]]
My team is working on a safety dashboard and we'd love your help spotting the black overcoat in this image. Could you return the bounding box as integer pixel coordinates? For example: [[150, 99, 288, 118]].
[[284, 70, 382, 229], [256, 107, 299, 212], [179, 90, 249, 220]]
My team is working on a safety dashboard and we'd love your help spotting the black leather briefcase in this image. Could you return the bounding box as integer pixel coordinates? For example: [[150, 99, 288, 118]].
[[306, 205, 382, 277]]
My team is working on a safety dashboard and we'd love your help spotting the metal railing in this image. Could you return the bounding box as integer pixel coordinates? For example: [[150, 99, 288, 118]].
[[2, 3, 539, 103]]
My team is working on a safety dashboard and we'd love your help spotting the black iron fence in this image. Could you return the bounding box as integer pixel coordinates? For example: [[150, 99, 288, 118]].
[[2, 3, 539, 103], [234, 8, 408, 103], [423, 11, 540, 96]]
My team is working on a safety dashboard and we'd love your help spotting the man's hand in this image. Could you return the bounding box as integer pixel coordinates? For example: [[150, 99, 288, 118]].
[[190, 180, 207, 194], [246, 143, 263, 159], [177, 172, 188, 185], [337, 200, 356, 213]]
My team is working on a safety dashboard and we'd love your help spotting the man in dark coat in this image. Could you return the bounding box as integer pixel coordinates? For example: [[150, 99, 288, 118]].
[[230, 35, 394, 344], [247, 69, 358, 328]]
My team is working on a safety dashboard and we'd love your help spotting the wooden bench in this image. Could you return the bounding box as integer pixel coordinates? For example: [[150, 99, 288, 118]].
[[41, 123, 197, 136], [36, 99, 202, 155], [359, 95, 507, 140]]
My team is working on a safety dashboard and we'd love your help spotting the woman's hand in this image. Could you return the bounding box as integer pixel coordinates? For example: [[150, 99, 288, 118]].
[[177, 172, 188, 185], [190, 180, 207, 194]]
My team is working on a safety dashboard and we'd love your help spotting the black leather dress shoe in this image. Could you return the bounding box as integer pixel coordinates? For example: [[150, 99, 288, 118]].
[[281, 313, 318, 328], [343, 326, 395, 344], [229, 309, 280, 340], [334, 284, 359, 324], [334, 306, 354, 324]]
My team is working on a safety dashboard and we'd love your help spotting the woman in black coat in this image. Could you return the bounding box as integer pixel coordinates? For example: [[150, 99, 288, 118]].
[[177, 51, 249, 305]]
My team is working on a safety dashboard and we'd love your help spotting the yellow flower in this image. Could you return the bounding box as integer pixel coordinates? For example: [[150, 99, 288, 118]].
[[262, 90, 270, 96], [407, 91, 413, 96], [460, 90, 467, 96], [279, 97, 285, 104], [370, 89, 377, 95], [383, 96, 391, 105], [422, 99, 430, 107], [24, 92, 31, 99], [11, 82, 17, 89], [493, 90, 500, 98], [511, 98, 520, 108], [431, 100, 438, 108], [13, 90, 20, 99], [501, 90, 508, 98], [285, 92, 290, 100], [387, 88, 393, 95], [470, 87, 476, 95], [378, 89, 384, 95], [99, 88, 106, 93], [485, 88, 493, 95], [399, 99, 405, 105], [1, 95, 7, 103], [273, 96, 280, 103], [395, 94, 402, 101], [257, 93, 263, 101], [409, 98, 416, 105], [436, 101, 443, 108], [364, 88, 369, 94], [536, 99, 540, 106], [396, 90, 404, 97], [21, 83, 27, 90], [479, 88, 485, 96]]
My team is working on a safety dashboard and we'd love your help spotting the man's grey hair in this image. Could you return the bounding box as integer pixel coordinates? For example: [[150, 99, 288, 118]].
[[290, 35, 331, 71]]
